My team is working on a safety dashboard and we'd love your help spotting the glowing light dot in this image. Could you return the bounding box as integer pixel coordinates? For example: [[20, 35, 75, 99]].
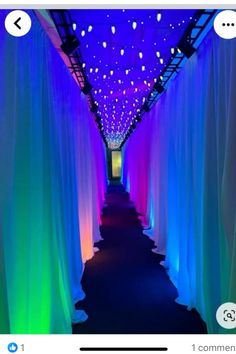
[[132, 21, 137, 30], [111, 25, 116, 34], [88, 25, 93, 32], [102, 41, 107, 48], [171, 47, 175, 54], [81, 30, 86, 37], [156, 51, 161, 58], [142, 65, 146, 71], [160, 58, 164, 64], [139, 51, 143, 59], [110, 70, 114, 75], [120, 48, 125, 56], [157, 12, 162, 22], [72, 23, 77, 31]]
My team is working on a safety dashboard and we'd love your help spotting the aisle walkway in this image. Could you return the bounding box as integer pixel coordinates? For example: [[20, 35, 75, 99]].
[[73, 182, 207, 334]]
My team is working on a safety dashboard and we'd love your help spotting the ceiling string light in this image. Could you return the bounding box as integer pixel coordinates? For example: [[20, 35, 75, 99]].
[[72, 9, 200, 148]]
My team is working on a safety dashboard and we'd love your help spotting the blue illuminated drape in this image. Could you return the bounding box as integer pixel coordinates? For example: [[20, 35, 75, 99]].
[[0, 11, 107, 334], [122, 29, 236, 334]]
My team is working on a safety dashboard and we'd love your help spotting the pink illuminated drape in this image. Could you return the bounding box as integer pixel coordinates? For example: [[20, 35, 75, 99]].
[[76, 97, 107, 262]]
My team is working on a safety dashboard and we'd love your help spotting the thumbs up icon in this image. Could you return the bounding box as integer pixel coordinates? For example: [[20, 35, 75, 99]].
[[7, 343, 18, 353]]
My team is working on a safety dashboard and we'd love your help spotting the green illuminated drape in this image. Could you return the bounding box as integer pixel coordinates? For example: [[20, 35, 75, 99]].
[[0, 11, 106, 334]]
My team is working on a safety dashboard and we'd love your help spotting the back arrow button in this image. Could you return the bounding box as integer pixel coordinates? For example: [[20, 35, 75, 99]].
[[5, 10, 32, 37], [14, 17, 22, 30]]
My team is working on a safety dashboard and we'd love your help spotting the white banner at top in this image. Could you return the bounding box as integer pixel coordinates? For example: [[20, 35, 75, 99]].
[[0, 0, 236, 8]]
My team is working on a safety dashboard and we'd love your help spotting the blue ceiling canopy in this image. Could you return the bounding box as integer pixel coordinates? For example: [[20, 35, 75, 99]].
[[69, 10, 198, 149]]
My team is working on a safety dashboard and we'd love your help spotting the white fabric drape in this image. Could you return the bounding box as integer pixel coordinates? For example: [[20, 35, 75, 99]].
[[122, 29, 236, 333], [0, 11, 107, 333]]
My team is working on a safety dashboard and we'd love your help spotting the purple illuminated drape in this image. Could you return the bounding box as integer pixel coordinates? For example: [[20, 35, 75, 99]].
[[122, 29, 236, 334]]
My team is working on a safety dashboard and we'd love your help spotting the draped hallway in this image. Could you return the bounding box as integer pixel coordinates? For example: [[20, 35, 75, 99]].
[[0, 9, 236, 335]]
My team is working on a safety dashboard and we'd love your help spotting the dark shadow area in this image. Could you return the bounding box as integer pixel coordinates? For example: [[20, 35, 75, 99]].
[[73, 182, 207, 334]]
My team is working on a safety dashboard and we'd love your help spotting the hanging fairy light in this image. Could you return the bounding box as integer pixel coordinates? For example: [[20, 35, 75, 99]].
[[102, 41, 107, 48], [120, 48, 125, 56], [88, 25, 93, 32], [139, 51, 143, 59], [111, 25, 116, 34], [171, 47, 175, 54], [132, 20, 137, 30], [81, 30, 86, 37], [72, 22, 77, 31], [156, 51, 161, 58], [157, 12, 162, 22]]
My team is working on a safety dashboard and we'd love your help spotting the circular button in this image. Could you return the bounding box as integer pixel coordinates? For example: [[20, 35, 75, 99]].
[[216, 302, 236, 329], [214, 10, 236, 39], [7, 342, 18, 353], [5, 10, 32, 37]]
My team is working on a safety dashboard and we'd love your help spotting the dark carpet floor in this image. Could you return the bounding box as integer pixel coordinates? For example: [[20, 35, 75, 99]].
[[73, 182, 207, 334]]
